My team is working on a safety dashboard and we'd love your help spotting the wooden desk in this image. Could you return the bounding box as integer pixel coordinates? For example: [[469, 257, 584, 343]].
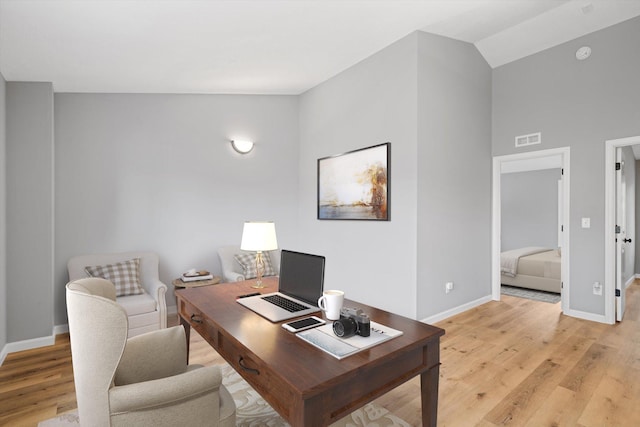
[[175, 277, 444, 427]]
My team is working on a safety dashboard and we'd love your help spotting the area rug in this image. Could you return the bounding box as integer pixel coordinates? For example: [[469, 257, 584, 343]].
[[39, 363, 410, 427], [501, 285, 561, 304]]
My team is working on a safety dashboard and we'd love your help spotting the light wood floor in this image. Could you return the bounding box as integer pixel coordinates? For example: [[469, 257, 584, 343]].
[[3, 283, 640, 426]]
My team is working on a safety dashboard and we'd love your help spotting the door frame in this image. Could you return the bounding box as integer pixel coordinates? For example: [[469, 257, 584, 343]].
[[492, 147, 570, 313], [604, 135, 640, 324]]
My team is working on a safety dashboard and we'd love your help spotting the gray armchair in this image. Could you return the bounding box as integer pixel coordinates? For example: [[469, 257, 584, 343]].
[[66, 278, 236, 427], [217, 245, 280, 283], [68, 251, 167, 337]]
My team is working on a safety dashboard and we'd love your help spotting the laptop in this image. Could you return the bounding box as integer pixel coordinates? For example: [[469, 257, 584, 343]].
[[236, 249, 325, 322]]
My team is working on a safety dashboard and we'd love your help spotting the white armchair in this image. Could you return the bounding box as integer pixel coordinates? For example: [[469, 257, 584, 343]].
[[68, 251, 167, 337], [217, 246, 280, 283], [66, 278, 235, 427]]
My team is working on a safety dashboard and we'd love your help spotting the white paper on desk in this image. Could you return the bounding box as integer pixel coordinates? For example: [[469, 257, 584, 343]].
[[297, 321, 403, 359]]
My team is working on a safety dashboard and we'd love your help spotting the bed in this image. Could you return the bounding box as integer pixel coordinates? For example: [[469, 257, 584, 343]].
[[501, 247, 561, 293]]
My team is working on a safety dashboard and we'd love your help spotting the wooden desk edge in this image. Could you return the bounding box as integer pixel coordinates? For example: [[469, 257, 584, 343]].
[[175, 281, 444, 427]]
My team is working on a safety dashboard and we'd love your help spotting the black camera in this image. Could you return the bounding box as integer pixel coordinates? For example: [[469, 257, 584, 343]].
[[332, 307, 371, 338]]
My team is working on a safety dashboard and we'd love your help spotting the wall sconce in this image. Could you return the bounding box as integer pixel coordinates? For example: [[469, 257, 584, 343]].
[[231, 140, 254, 154]]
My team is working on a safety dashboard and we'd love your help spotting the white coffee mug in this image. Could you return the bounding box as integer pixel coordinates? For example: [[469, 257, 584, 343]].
[[318, 290, 344, 320]]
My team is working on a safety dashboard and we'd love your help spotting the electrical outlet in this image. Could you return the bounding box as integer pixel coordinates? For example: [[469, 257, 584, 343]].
[[593, 281, 602, 296], [445, 282, 454, 294]]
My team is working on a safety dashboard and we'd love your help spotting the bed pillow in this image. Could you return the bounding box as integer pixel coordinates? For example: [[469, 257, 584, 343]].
[[234, 252, 275, 279], [85, 258, 145, 297]]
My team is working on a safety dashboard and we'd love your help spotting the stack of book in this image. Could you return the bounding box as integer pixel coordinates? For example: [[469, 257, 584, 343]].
[[181, 270, 214, 283]]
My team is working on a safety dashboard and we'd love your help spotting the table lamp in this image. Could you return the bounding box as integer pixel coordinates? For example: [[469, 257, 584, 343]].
[[240, 221, 278, 288]]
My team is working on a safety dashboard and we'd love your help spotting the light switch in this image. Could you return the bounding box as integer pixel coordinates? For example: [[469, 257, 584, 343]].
[[582, 218, 591, 228]]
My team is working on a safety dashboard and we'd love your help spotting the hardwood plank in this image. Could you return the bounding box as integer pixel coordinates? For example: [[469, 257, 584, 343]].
[[577, 362, 640, 426], [0, 404, 59, 427], [558, 343, 616, 393], [373, 379, 421, 425], [4, 289, 640, 426], [522, 385, 577, 427], [546, 333, 596, 367], [0, 370, 63, 394], [438, 365, 512, 426], [484, 359, 563, 426]]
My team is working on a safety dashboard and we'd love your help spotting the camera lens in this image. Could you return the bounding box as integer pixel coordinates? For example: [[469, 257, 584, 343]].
[[333, 318, 357, 338]]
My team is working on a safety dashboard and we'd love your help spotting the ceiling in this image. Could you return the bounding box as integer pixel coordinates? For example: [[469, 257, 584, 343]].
[[1, 0, 639, 95]]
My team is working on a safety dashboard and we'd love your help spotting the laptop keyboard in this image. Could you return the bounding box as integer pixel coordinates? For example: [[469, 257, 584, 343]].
[[262, 294, 308, 313]]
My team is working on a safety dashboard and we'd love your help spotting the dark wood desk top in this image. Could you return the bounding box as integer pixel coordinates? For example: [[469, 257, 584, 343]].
[[176, 277, 444, 399]]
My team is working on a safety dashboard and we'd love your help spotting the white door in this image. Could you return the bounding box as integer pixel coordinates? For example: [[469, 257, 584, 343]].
[[615, 147, 626, 321], [557, 176, 567, 312]]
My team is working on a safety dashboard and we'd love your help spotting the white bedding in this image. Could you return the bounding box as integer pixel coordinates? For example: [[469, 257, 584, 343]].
[[500, 247, 552, 277]]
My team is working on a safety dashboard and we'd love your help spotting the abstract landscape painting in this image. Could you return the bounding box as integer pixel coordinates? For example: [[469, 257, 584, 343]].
[[318, 143, 390, 221]]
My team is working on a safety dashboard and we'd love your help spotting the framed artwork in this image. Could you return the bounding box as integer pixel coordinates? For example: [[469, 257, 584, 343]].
[[317, 142, 390, 221]]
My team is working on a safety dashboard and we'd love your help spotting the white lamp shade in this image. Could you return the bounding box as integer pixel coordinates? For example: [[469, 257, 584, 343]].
[[240, 222, 278, 251]]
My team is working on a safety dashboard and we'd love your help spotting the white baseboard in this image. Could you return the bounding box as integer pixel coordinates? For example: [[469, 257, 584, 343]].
[[0, 325, 67, 366], [2, 334, 55, 362], [420, 295, 493, 325], [0, 297, 611, 367], [54, 324, 69, 335], [0, 344, 8, 366], [563, 308, 610, 324], [1, 312, 181, 366], [419, 293, 613, 326]]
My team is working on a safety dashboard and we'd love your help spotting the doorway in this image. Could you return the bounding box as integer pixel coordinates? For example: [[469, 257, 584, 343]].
[[492, 147, 570, 313], [604, 135, 640, 323]]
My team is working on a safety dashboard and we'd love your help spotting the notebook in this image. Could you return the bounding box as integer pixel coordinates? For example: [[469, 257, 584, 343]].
[[236, 249, 325, 322]]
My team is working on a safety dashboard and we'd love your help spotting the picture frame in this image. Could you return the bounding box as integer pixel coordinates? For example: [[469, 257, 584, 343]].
[[317, 142, 390, 221]]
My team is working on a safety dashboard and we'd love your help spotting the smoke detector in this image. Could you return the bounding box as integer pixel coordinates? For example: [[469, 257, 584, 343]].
[[581, 3, 594, 14], [576, 46, 592, 60]]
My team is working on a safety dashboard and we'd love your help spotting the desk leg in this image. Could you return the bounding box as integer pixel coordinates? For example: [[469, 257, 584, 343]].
[[290, 394, 324, 427], [180, 315, 191, 361], [421, 364, 440, 427]]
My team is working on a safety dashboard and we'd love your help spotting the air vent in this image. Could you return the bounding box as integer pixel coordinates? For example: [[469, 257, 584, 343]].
[[515, 132, 541, 148]]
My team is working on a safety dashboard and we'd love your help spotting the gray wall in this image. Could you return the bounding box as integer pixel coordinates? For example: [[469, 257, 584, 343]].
[[299, 33, 419, 318], [501, 168, 561, 251], [6, 82, 54, 341], [54, 93, 299, 325], [299, 31, 491, 320], [493, 16, 640, 315], [4, 15, 639, 347], [0, 72, 6, 354], [416, 31, 492, 319]]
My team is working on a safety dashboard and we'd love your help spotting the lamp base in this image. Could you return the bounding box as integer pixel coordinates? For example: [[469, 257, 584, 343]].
[[252, 251, 267, 289]]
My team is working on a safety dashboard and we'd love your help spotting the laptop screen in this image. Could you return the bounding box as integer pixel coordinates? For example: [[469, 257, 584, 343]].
[[278, 250, 325, 306]]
